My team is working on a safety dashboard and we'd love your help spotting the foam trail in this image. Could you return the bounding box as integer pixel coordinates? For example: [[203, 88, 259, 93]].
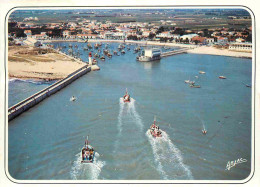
[[118, 98, 125, 135], [114, 98, 125, 152], [128, 99, 144, 132], [146, 130, 193, 180], [70, 152, 105, 180]]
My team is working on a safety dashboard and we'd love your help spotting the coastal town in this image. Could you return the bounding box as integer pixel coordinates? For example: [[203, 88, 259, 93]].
[[7, 9, 253, 181], [8, 9, 252, 53], [8, 9, 252, 81]]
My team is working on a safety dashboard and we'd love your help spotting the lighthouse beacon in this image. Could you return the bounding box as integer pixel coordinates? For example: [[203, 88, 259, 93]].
[[89, 52, 93, 65]]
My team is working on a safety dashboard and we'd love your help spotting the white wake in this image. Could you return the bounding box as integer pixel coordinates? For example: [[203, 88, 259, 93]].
[[146, 130, 193, 180], [70, 152, 105, 180]]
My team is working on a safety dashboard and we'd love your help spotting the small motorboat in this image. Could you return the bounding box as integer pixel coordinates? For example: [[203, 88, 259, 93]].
[[190, 84, 201, 88], [93, 58, 97, 64], [121, 50, 125, 54], [123, 88, 131, 103], [185, 80, 195, 84], [199, 71, 206, 74], [202, 129, 207, 135], [189, 82, 200, 88], [100, 56, 105, 61], [150, 116, 162, 138], [219, 76, 226, 79], [70, 96, 76, 101], [81, 136, 95, 163]]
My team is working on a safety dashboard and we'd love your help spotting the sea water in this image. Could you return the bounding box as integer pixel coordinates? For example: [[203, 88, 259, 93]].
[[8, 42, 252, 180]]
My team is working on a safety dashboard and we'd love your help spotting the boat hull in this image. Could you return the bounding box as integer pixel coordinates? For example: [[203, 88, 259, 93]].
[[150, 130, 162, 138]]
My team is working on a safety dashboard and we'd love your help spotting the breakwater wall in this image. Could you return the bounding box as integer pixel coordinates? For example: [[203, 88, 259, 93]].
[[8, 65, 91, 121]]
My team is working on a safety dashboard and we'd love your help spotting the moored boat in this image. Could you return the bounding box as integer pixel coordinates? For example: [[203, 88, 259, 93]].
[[199, 71, 206, 74], [189, 82, 201, 88], [219, 76, 226, 79]]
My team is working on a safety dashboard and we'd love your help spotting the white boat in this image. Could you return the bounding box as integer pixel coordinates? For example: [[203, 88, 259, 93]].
[[70, 96, 76, 101], [219, 76, 226, 79], [199, 71, 206, 74]]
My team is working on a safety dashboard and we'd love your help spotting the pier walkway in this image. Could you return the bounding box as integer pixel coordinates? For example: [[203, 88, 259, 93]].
[[161, 48, 191, 57], [8, 65, 91, 121]]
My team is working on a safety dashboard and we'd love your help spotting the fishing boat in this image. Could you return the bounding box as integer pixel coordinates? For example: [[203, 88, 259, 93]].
[[123, 88, 131, 103], [150, 116, 162, 138], [81, 136, 95, 163], [113, 51, 118, 55], [87, 43, 92, 49], [94, 53, 100, 58], [94, 43, 99, 49], [100, 56, 105, 61], [93, 58, 97, 64], [199, 71, 206, 74], [70, 96, 76, 101], [185, 80, 195, 84], [189, 82, 201, 88], [219, 76, 226, 79], [103, 49, 109, 55]]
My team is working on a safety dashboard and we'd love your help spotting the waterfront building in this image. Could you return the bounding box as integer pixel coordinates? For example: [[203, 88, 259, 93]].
[[229, 42, 252, 52], [191, 36, 207, 44], [206, 38, 215, 44], [138, 48, 161, 62], [23, 37, 42, 47], [180, 34, 198, 42]]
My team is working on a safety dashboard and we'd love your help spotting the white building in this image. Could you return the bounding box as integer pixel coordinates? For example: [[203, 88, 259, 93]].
[[229, 43, 252, 52], [180, 34, 198, 42]]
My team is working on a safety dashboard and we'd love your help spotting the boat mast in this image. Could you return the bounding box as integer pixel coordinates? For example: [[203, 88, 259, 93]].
[[85, 135, 89, 146]]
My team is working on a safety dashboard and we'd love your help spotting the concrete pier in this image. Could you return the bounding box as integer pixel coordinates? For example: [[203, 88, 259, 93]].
[[161, 48, 190, 57], [8, 65, 91, 121]]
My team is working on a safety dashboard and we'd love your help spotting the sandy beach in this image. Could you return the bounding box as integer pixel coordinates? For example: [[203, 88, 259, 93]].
[[8, 46, 86, 80], [187, 46, 252, 58]]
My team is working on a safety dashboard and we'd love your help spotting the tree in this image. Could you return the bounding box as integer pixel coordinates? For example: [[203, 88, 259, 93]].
[[156, 26, 165, 34], [148, 33, 156, 40]]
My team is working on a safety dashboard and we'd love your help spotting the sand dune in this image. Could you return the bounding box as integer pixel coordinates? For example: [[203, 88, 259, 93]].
[[8, 46, 86, 80]]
